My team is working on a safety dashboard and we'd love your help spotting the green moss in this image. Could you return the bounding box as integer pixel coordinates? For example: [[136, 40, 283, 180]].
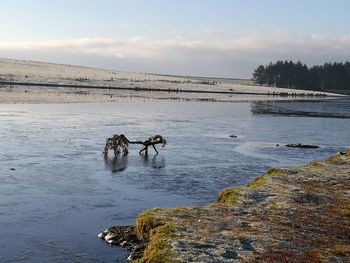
[[338, 202, 350, 217], [326, 154, 342, 163], [247, 168, 284, 189], [218, 187, 242, 204], [136, 208, 164, 241], [333, 244, 350, 256], [134, 224, 179, 263], [346, 148, 350, 157], [266, 168, 283, 176], [268, 201, 277, 209], [204, 203, 220, 209], [309, 161, 326, 168], [247, 175, 267, 189]]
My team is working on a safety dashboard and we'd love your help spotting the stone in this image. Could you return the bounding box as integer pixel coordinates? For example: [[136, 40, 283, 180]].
[[97, 225, 145, 261]]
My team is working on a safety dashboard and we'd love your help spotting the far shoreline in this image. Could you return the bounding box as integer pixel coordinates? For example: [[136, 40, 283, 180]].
[[0, 82, 343, 105], [1, 58, 345, 104]]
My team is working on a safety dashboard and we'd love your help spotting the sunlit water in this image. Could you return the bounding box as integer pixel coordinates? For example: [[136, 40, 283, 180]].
[[1, 98, 350, 262]]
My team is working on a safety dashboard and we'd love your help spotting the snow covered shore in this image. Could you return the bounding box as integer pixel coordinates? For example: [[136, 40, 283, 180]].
[[0, 58, 341, 103]]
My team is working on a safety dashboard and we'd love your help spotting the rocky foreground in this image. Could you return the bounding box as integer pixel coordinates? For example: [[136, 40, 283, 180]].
[[99, 150, 350, 262]]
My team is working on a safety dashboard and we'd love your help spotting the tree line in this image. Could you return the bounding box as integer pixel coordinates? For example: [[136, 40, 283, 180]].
[[252, 60, 350, 91]]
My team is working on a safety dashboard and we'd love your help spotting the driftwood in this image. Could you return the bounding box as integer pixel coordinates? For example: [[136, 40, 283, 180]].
[[285, 143, 320, 149], [103, 134, 167, 156]]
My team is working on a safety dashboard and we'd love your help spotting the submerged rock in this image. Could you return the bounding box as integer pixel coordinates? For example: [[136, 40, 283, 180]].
[[98, 226, 145, 261]]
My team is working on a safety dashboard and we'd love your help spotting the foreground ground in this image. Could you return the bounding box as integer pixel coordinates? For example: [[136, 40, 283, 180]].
[[100, 149, 350, 262]]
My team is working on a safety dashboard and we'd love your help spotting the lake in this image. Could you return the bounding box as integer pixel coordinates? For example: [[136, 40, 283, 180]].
[[1, 98, 350, 262]]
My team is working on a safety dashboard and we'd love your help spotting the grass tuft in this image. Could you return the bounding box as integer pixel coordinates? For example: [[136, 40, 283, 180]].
[[326, 154, 342, 163], [136, 208, 164, 241], [218, 187, 242, 204], [333, 244, 350, 256], [134, 224, 179, 263], [309, 161, 326, 168], [346, 148, 350, 157], [247, 175, 267, 189]]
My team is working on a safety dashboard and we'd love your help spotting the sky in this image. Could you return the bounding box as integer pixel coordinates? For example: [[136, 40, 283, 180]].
[[1, 0, 350, 78]]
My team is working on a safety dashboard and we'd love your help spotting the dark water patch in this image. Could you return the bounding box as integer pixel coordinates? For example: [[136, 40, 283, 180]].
[[251, 97, 350, 118]]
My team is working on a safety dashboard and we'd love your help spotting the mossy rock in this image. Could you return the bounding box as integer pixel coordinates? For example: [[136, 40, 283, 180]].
[[218, 187, 242, 204], [268, 201, 278, 209], [247, 172, 271, 188], [246, 168, 284, 189], [326, 154, 342, 163], [265, 168, 284, 176], [134, 224, 179, 263], [247, 175, 268, 189], [309, 161, 327, 168], [336, 202, 350, 217], [136, 208, 164, 241], [333, 244, 350, 256], [346, 148, 350, 157], [167, 206, 197, 215]]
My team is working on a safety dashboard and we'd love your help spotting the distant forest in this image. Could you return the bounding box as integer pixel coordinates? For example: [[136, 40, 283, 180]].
[[252, 61, 350, 92]]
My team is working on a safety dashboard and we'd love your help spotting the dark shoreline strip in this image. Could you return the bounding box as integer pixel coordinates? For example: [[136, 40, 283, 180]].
[[0, 81, 329, 97]]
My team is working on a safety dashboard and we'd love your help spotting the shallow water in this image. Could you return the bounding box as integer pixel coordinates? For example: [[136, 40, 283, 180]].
[[0, 98, 350, 262]]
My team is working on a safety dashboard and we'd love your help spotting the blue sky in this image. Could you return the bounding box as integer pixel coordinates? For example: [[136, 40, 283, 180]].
[[1, 0, 350, 77]]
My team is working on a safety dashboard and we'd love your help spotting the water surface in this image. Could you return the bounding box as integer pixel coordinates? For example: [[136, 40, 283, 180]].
[[0, 98, 349, 262]]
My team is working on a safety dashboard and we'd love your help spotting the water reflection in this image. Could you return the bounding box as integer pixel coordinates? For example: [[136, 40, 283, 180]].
[[104, 154, 166, 173], [104, 155, 128, 173], [251, 98, 350, 118], [141, 154, 166, 169], [151, 155, 165, 169]]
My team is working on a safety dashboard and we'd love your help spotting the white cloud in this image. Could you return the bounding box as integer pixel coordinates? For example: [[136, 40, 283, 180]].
[[1, 31, 350, 77]]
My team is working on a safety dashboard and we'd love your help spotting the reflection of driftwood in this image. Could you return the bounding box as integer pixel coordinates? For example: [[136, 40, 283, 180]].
[[104, 155, 128, 173], [286, 144, 320, 149], [103, 134, 167, 156]]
